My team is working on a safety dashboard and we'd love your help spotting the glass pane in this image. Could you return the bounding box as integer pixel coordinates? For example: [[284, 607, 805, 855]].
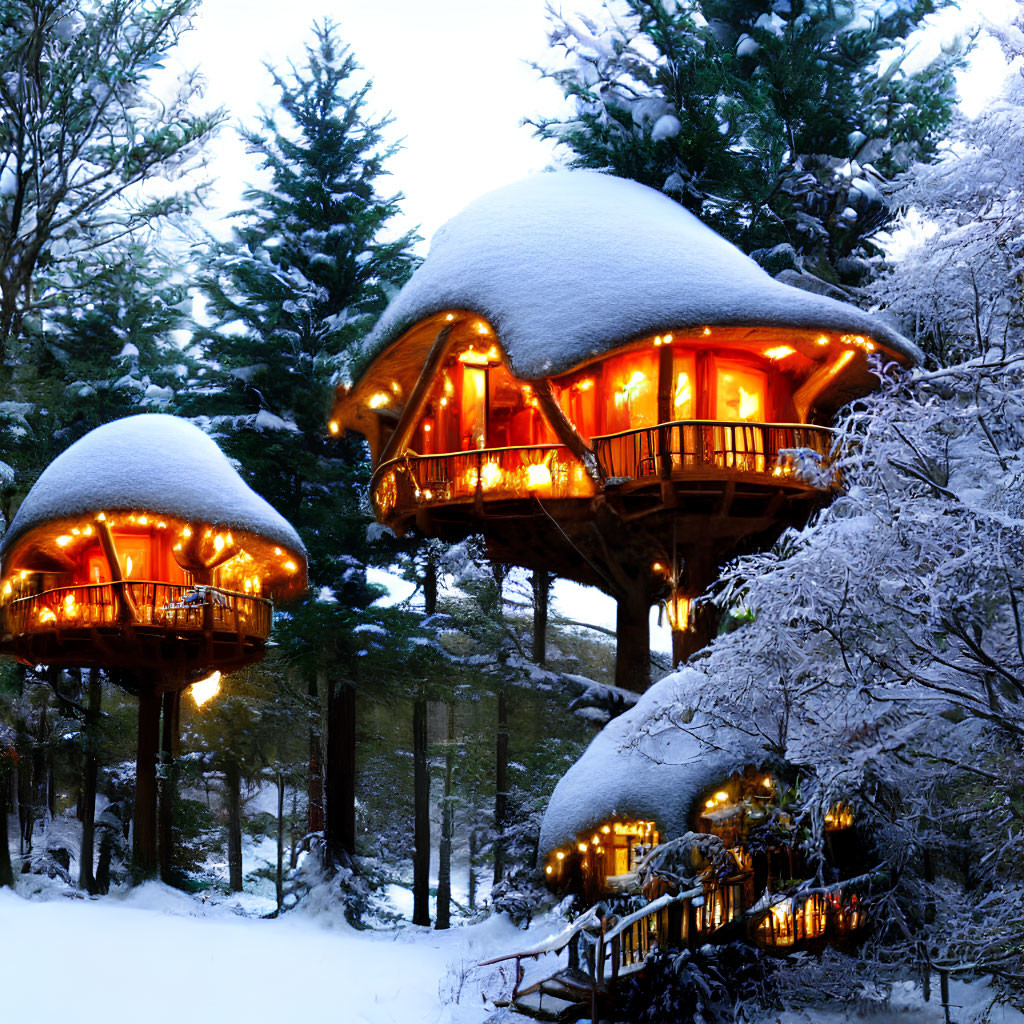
[[716, 363, 766, 422]]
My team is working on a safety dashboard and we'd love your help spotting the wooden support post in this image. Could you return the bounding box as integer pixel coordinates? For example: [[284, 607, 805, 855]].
[[615, 591, 651, 693], [158, 688, 181, 885], [412, 696, 431, 926], [133, 687, 160, 878]]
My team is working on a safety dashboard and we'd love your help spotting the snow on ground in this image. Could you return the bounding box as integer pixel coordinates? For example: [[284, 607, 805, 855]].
[[0, 881, 1020, 1024], [0, 882, 535, 1024]]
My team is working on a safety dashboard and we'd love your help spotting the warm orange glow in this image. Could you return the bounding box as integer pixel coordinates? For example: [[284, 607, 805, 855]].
[[479, 462, 502, 489], [665, 592, 690, 631], [714, 791, 729, 802], [369, 392, 390, 409], [190, 670, 222, 708], [96, 512, 106, 522], [182, 527, 192, 538], [38, 609, 56, 623], [738, 387, 760, 419], [475, 321, 490, 335], [213, 534, 225, 552], [578, 843, 588, 853], [764, 346, 796, 360], [283, 561, 297, 573], [829, 351, 856, 377], [674, 371, 692, 414], [545, 865, 553, 875], [139, 516, 148, 525], [556, 851, 565, 861], [616, 370, 647, 406], [525, 463, 552, 490], [56, 535, 72, 547], [652, 562, 664, 572], [816, 335, 830, 346], [329, 420, 340, 434], [445, 313, 454, 321], [577, 378, 594, 391]]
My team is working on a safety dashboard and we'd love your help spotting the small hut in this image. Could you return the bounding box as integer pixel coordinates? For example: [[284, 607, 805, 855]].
[[332, 171, 918, 689], [539, 671, 867, 955], [0, 414, 307, 873]]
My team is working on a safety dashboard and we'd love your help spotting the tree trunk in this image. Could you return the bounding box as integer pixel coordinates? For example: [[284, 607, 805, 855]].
[[493, 688, 509, 886], [531, 570, 550, 665], [325, 681, 356, 868], [307, 679, 324, 838], [225, 759, 243, 893], [79, 669, 101, 893], [468, 827, 477, 912], [615, 593, 651, 692], [158, 688, 181, 886], [0, 760, 13, 888], [133, 687, 161, 878], [424, 549, 438, 616], [276, 770, 285, 915], [436, 701, 455, 930], [412, 696, 431, 926]]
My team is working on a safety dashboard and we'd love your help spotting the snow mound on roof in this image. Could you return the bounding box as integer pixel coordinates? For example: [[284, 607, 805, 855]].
[[538, 667, 763, 854], [0, 415, 304, 557], [360, 170, 919, 380]]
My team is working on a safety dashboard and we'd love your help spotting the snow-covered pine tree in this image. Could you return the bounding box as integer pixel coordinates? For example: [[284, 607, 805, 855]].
[[0, 0, 221, 364], [871, 6, 1024, 366], [630, 354, 1024, 1006], [531, 0, 961, 285], [192, 21, 417, 872]]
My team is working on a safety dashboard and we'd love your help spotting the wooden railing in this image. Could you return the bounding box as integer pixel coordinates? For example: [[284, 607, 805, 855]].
[[751, 881, 867, 950], [371, 444, 593, 519], [3, 582, 272, 641], [592, 420, 836, 489]]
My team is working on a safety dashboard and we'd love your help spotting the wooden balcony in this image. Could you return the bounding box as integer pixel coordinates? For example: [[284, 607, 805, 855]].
[[371, 444, 594, 524], [592, 420, 836, 491], [371, 422, 835, 530], [1, 582, 273, 674]]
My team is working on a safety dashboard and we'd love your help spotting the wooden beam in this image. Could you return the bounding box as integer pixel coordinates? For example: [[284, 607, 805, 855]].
[[96, 518, 138, 626], [378, 324, 455, 467], [532, 379, 603, 484]]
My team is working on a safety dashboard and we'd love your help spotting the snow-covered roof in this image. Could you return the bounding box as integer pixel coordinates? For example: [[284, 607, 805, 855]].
[[0, 415, 305, 560], [358, 170, 920, 381], [538, 668, 764, 854]]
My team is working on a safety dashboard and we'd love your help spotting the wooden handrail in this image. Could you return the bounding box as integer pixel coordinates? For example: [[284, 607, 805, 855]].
[[591, 419, 836, 442]]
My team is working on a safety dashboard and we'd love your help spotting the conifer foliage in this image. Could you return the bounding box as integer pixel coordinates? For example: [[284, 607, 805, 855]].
[[0, 0, 220, 362], [532, 0, 960, 284]]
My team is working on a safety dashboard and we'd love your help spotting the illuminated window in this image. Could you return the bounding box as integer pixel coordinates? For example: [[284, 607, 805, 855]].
[[715, 362, 767, 472]]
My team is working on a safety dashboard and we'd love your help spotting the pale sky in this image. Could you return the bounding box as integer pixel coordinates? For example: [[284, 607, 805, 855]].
[[173, 0, 571, 247]]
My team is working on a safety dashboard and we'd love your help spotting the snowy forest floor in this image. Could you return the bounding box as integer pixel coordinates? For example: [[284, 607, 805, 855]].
[[1, 880, 1021, 1024]]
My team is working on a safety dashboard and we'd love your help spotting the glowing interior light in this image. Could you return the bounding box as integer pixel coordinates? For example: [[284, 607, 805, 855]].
[[139, 516, 148, 525], [157, 522, 166, 530], [738, 387, 760, 419], [190, 670, 222, 708], [84, 526, 93, 536], [616, 370, 647, 405], [284, 561, 297, 572], [577, 378, 594, 391], [445, 313, 454, 321], [545, 865, 553, 875], [56, 535, 72, 547], [2, 582, 10, 597], [390, 381, 401, 395], [329, 420, 340, 435], [816, 335, 830, 346], [182, 527, 192, 538], [763, 777, 772, 787], [525, 463, 552, 489], [652, 562, 664, 572], [64, 594, 76, 613], [705, 799, 715, 809], [674, 372, 692, 413], [213, 534, 225, 552], [369, 392, 390, 409], [38, 609, 57, 623], [274, 547, 282, 555], [555, 851, 565, 861], [486, 346, 499, 361], [173, 543, 182, 552], [125, 556, 133, 577], [480, 462, 502, 489], [475, 321, 490, 335], [578, 843, 588, 853], [423, 423, 431, 432], [702, 326, 711, 336], [97, 512, 106, 521], [592, 836, 600, 845], [423, 489, 433, 500], [654, 335, 662, 346], [71, 528, 80, 536], [601, 825, 610, 833], [715, 791, 729, 803], [764, 346, 796, 360], [664, 333, 673, 343]]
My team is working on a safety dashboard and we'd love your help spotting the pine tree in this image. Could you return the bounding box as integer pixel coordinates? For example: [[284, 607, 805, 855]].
[[192, 21, 417, 872], [531, 0, 961, 284]]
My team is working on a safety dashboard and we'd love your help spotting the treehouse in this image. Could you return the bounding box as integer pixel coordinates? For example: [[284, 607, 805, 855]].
[[0, 414, 306, 676], [0, 414, 307, 875], [332, 171, 920, 688], [539, 683, 868, 958]]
